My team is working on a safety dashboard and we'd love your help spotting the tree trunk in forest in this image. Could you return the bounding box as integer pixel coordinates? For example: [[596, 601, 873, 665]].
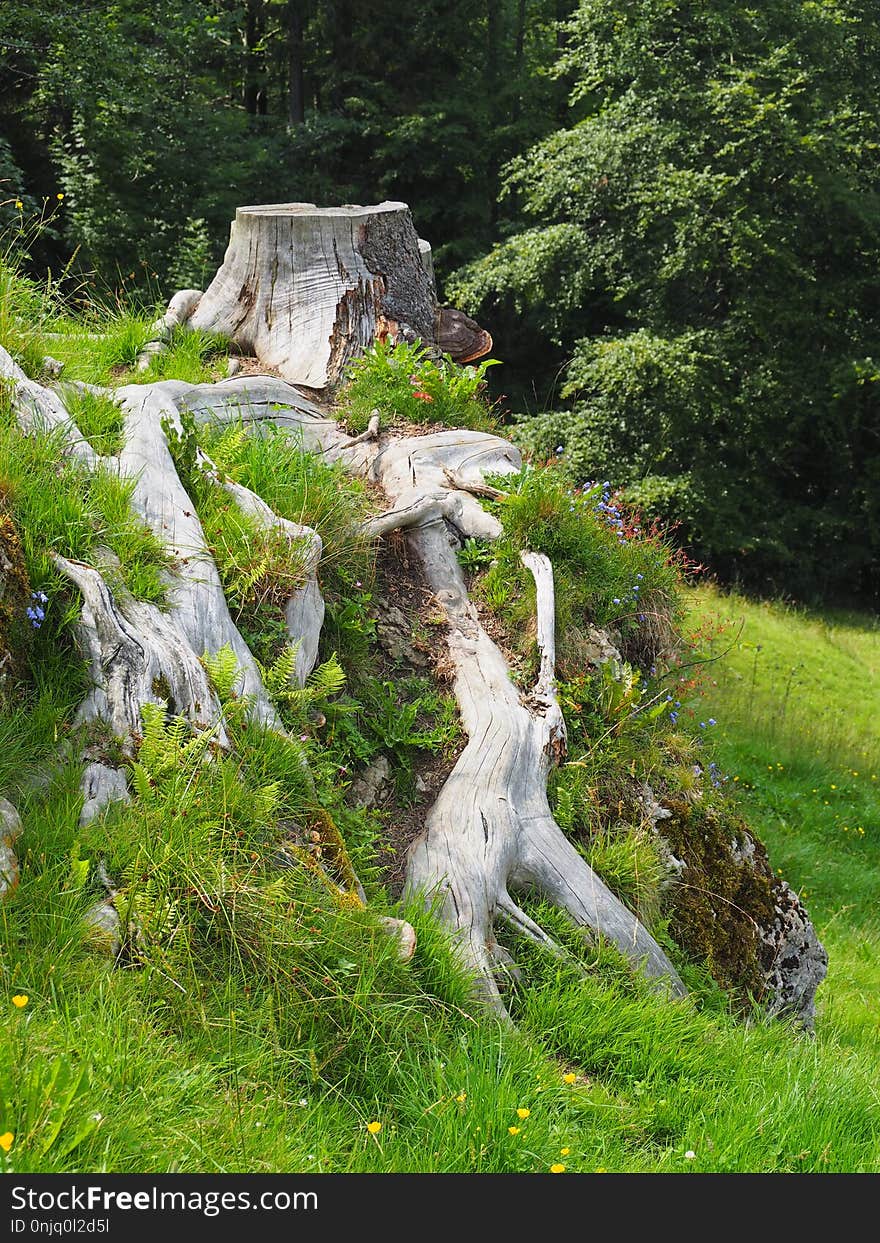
[[188, 202, 439, 390], [244, 0, 266, 116], [286, 0, 306, 125]]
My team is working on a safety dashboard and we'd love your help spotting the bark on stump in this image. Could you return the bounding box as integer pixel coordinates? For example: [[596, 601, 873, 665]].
[[190, 202, 438, 390]]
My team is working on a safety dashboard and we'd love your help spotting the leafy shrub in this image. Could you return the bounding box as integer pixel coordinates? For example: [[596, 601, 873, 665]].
[[166, 217, 213, 292], [451, 0, 880, 606]]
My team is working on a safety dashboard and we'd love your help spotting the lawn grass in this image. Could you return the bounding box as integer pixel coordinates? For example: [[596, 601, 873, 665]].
[[2, 608, 878, 1172], [686, 584, 880, 1064]]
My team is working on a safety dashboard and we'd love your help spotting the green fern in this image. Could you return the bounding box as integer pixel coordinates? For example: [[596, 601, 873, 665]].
[[202, 645, 243, 703], [260, 647, 346, 724], [204, 420, 249, 477], [308, 653, 346, 700], [261, 644, 300, 700]]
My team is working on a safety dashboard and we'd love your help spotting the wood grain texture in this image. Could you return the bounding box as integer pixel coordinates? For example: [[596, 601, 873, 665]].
[[189, 203, 437, 389]]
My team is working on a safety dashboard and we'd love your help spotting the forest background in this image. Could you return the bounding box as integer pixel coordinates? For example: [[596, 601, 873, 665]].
[[3, 0, 879, 608]]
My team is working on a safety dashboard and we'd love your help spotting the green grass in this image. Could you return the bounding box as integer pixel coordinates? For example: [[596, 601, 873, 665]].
[[3, 737, 878, 1172], [476, 466, 682, 676], [2, 590, 878, 1174], [41, 317, 228, 388], [64, 388, 125, 455], [195, 417, 373, 597], [0, 406, 168, 609], [687, 584, 880, 1063]]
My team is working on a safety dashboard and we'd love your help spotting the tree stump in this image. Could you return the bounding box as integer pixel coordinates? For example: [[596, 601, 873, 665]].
[[2, 204, 826, 1025], [190, 202, 439, 390]]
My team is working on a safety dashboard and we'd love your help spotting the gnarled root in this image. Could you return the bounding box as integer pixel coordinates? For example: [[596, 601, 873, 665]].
[[7, 359, 680, 1006], [402, 517, 685, 1010], [170, 379, 685, 1009]]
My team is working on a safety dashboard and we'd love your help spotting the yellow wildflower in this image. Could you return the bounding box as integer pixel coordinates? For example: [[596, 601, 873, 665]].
[[562, 1073, 576, 1085], [56, 193, 64, 201], [12, 995, 28, 1008], [455, 1092, 467, 1105], [366, 1121, 381, 1134], [14, 200, 23, 210], [508, 1126, 521, 1136], [550, 1163, 566, 1173], [516, 1108, 530, 1120], [0, 1133, 12, 1153], [560, 1147, 570, 1156]]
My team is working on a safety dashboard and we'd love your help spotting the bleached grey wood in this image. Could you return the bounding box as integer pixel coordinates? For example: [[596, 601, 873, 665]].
[[169, 374, 685, 1006], [520, 550, 567, 760], [6, 347, 683, 1006], [188, 203, 437, 390], [0, 798, 22, 900], [53, 554, 227, 823], [113, 381, 280, 727], [402, 519, 684, 1006]]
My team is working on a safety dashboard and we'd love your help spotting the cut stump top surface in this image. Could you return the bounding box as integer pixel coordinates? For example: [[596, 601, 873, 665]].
[[234, 201, 408, 218]]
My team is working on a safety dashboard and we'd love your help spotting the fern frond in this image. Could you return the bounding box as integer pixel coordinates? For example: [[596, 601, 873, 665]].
[[202, 645, 242, 703], [308, 652, 346, 699]]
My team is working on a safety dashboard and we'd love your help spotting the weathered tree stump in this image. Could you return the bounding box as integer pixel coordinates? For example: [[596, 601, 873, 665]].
[[189, 202, 439, 389], [1, 203, 827, 1024]]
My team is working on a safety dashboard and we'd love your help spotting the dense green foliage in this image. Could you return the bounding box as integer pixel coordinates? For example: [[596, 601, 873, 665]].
[[0, 0, 567, 285], [4, 1, 880, 603], [452, 0, 880, 605], [342, 339, 499, 433]]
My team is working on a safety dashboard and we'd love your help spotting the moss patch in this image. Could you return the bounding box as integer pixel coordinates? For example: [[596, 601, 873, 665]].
[[661, 796, 776, 1005], [0, 511, 30, 693]]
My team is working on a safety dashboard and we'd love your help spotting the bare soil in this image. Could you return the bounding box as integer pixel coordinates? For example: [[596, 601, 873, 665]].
[[356, 529, 465, 897]]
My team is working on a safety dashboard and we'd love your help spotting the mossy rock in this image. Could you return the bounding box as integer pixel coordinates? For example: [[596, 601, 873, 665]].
[[660, 796, 777, 1006], [0, 512, 30, 693]]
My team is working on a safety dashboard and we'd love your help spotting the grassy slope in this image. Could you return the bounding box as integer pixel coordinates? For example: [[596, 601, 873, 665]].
[[688, 585, 880, 1061], [1, 292, 878, 1171]]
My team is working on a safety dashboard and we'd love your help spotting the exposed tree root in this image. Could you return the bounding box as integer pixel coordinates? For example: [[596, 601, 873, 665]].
[[170, 376, 687, 1007], [6, 357, 683, 1007], [136, 288, 203, 371]]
